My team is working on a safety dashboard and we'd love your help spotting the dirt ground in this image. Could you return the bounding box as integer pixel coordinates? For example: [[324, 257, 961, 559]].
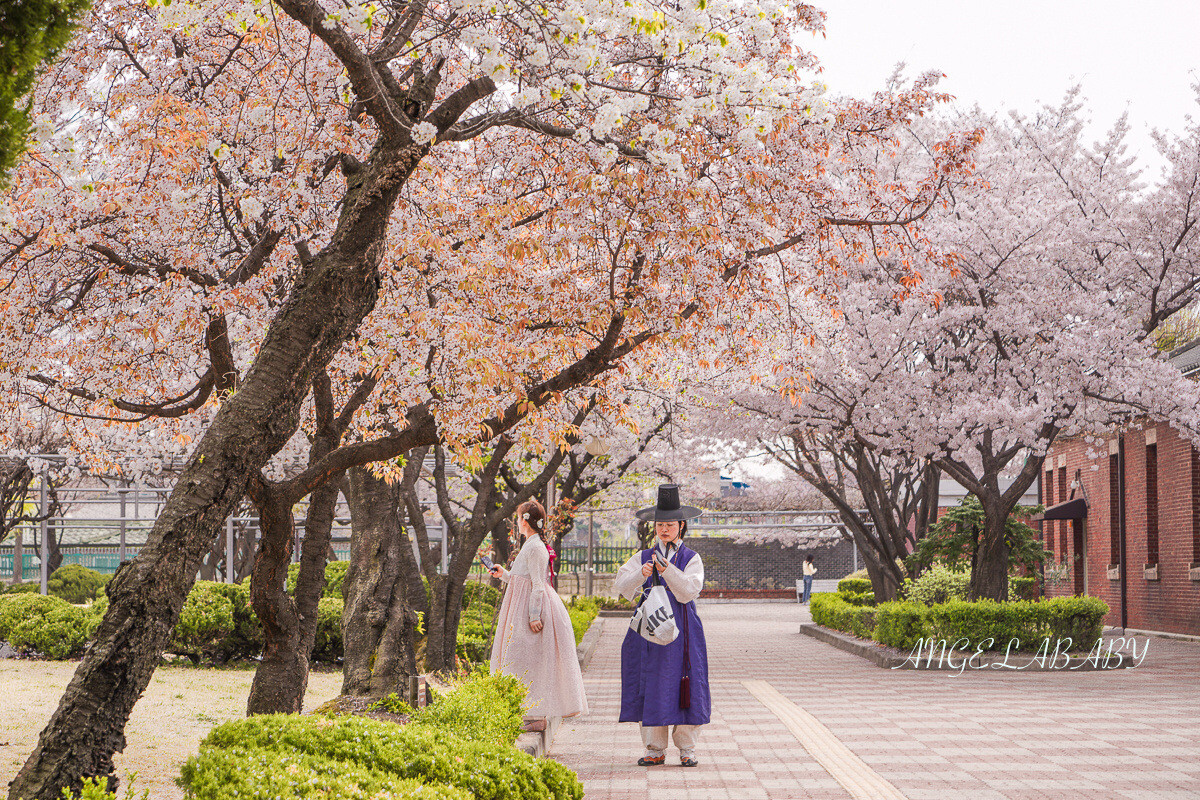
[[0, 660, 344, 799]]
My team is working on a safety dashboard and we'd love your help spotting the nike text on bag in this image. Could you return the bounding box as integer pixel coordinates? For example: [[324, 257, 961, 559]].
[[630, 580, 679, 645]]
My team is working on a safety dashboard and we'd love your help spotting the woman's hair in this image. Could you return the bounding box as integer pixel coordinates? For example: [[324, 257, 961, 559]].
[[805, 553, 814, 562], [517, 498, 547, 538]]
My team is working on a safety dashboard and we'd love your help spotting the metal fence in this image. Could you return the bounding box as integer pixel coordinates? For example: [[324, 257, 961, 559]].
[[2, 456, 865, 597]]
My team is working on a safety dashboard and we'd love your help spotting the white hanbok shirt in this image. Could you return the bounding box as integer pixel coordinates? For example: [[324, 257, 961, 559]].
[[496, 535, 550, 623], [613, 541, 704, 604]]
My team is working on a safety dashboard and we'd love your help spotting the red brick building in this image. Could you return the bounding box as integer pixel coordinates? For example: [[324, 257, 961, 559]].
[[1040, 342, 1200, 637]]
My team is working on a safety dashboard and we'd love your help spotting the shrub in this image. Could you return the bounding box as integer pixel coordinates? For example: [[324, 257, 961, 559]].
[[840, 568, 869, 582], [1043, 596, 1107, 649], [204, 582, 263, 660], [462, 581, 502, 611], [904, 563, 971, 605], [367, 693, 415, 716], [48, 565, 106, 604], [8, 602, 99, 658], [181, 711, 582, 800], [926, 599, 1046, 650], [286, 560, 350, 599], [873, 602, 931, 651], [59, 775, 149, 800], [178, 745, 472, 800], [1, 581, 39, 595], [596, 595, 635, 611], [456, 635, 490, 664], [1010, 575, 1040, 601], [0, 593, 67, 641], [838, 590, 875, 607], [567, 596, 599, 645], [810, 593, 876, 638], [409, 669, 527, 747], [169, 584, 235, 662], [906, 564, 1043, 605], [836, 577, 872, 595], [311, 597, 344, 662]]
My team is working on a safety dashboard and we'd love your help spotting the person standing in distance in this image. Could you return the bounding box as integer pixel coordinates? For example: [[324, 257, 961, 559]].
[[801, 553, 817, 603], [613, 484, 710, 767]]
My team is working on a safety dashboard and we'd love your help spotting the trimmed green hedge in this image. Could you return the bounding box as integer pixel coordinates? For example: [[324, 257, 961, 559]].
[[836, 577, 872, 595], [0, 594, 101, 658], [47, 565, 108, 604], [179, 671, 583, 800], [873, 601, 931, 651], [4, 570, 501, 666], [810, 593, 876, 638], [839, 590, 875, 607], [813, 592, 1108, 652]]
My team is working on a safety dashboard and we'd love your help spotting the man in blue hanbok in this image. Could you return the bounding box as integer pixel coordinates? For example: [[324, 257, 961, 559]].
[[613, 484, 711, 767]]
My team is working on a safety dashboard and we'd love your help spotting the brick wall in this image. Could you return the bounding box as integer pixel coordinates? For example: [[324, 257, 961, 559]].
[[683, 535, 857, 598], [1045, 424, 1200, 637]]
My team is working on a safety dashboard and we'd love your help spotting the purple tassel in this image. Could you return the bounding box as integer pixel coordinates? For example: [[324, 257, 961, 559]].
[[679, 676, 690, 709]]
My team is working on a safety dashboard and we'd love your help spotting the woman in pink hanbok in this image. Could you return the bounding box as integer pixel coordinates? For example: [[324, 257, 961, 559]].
[[488, 499, 588, 723]]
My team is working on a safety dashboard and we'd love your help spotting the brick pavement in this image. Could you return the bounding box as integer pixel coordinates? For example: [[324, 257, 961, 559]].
[[552, 602, 1200, 800]]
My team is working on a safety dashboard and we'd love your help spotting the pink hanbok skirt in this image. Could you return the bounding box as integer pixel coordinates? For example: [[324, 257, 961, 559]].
[[489, 574, 588, 719]]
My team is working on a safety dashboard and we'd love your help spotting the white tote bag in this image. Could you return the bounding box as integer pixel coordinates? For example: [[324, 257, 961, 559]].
[[629, 570, 679, 645]]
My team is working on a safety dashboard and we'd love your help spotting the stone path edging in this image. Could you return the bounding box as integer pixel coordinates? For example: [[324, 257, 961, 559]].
[[744, 679, 907, 800]]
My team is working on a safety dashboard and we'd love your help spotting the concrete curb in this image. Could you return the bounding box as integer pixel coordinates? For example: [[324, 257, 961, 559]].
[[598, 608, 633, 618], [517, 614, 603, 757], [576, 615, 604, 671], [799, 622, 1133, 671]]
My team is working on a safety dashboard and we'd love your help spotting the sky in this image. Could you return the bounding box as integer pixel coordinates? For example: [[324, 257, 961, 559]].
[[804, 0, 1200, 178]]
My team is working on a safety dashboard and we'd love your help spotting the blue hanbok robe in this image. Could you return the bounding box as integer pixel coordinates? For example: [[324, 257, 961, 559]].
[[619, 546, 711, 726]]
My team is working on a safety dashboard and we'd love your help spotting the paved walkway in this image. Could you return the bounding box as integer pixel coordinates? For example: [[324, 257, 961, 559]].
[[553, 602, 1200, 800]]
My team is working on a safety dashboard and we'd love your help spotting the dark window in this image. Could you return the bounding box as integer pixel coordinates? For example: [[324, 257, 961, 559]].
[[1058, 466, 1068, 562], [1146, 443, 1158, 566], [1044, 469, 1054, 555], [1110, 453, 1121, 564], [1193, 447, 1200, 563]]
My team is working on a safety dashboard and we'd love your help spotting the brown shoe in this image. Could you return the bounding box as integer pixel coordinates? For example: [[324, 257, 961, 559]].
[[637, 755, 665, 766]]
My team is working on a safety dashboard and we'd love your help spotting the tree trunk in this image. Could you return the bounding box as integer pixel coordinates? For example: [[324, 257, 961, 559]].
[[424, 573, 467, 674], [12, 528, 22, 583], [245, 485, 306, 715], [8, 143, 424, 800], [491, 520, 514, 589], [860, 547, 904, 602], [341, 466, 419, 697], [969, 505, 1010, 601], [245, 476, 341, 714]]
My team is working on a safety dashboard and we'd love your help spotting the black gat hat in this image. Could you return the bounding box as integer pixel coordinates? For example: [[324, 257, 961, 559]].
[[635, 484, 703, 522]]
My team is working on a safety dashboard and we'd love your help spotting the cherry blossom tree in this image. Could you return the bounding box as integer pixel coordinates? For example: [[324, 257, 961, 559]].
[[0, 0, 979, 791], [747, 91, 1200, 602]]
